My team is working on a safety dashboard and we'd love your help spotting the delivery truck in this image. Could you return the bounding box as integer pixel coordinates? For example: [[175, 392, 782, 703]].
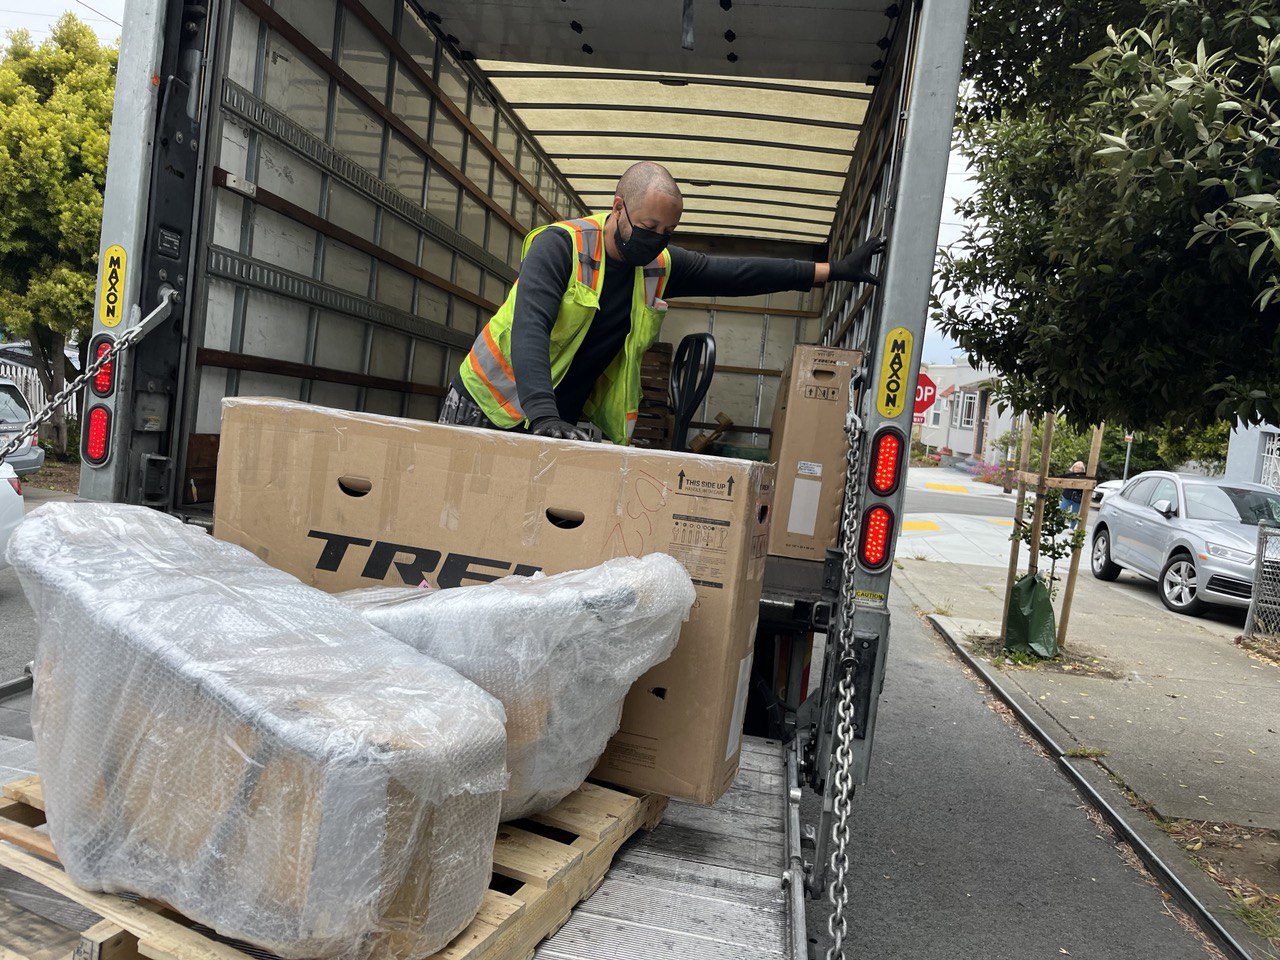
[[0, 0, 970, 956]]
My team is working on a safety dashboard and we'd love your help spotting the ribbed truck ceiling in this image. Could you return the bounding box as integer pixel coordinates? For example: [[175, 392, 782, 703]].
[[420, 1, 899, 243]]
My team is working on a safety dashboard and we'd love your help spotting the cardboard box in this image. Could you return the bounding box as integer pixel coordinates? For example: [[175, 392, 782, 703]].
[[213, 399, 775, 805], [767, 345, 862, 561]]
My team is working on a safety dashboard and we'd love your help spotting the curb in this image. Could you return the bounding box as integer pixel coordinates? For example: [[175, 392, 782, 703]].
[[924, 613, 1270, 960]]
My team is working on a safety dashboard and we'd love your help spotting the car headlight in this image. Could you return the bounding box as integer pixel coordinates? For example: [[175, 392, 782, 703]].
[[1205, 542, 1254, 564]]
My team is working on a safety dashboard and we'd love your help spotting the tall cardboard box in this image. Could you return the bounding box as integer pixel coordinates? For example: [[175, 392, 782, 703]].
[[767, 345, 862, 561], [213, 399, 775, 805]]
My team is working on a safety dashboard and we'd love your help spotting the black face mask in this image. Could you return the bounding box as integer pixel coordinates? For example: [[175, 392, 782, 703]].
[[616, 201, 671, 267]]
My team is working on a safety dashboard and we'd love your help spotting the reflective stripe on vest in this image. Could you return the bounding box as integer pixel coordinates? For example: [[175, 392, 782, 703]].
[[465, 325, 523, 422]]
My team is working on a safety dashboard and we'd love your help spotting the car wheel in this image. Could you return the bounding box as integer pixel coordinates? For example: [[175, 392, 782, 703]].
[[1090, 528, 1121, 581], [1159, 553, 1205, 616]]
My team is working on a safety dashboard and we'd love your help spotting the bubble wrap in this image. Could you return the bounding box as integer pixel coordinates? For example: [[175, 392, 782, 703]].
[[339, 554, 695, 820], [6, 503, 508, 960]]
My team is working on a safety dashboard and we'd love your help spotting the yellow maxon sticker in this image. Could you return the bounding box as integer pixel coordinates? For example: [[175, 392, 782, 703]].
[[98, 244, 127, 327], [875, 326, 913, 418]]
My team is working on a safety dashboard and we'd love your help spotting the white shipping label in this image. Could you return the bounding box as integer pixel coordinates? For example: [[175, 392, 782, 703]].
[[727, 652, 754, 761], [786, 477, 822, 537], [797, 460, 823, 477]]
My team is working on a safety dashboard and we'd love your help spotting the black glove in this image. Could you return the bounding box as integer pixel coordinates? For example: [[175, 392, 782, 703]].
[[827, 236, 886, 285], [529, 416, 590, 441]]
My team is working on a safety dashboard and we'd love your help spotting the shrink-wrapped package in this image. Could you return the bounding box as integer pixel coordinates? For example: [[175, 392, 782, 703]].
[[340, 554, 695, 819], [6, 503, 507, 960]]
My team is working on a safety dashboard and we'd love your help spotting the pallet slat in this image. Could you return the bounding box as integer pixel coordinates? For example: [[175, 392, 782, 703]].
[[0, 776, 666, 960]]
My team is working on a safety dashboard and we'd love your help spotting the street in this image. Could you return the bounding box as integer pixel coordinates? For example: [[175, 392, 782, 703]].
[[806, 587, 1217, 959]]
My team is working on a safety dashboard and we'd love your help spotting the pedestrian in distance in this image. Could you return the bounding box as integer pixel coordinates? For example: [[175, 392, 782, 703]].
[[1059, 460, 1087, 529], [439, 160, 885, 443]]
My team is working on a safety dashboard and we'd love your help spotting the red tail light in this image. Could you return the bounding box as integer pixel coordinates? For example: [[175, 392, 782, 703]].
[[6, 477, 19, 496], [84, 405, 111, 465], [89, 335, 115, 398], [868, 428, 905, 496], [858, 504, 895, 570]]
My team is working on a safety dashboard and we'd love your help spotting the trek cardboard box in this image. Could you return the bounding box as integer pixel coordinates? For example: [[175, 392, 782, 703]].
[[767, 345, 862, 562], [213, 398, 775, 806]]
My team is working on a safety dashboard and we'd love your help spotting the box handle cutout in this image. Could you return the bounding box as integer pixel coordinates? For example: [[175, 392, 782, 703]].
[[650, 687, 667, 700], [545, 507, 585, 529], [811, 368, 835, 380], [337, 476, 373, 498], [758, 504, 770, 524]]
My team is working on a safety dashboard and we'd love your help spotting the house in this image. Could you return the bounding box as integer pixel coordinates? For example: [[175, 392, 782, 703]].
[[1225, 421, 1280, 491], [915, 360, 1013, 465]]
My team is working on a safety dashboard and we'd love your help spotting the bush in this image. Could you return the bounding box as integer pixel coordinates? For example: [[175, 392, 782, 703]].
[[966, 460, 1008, 485]]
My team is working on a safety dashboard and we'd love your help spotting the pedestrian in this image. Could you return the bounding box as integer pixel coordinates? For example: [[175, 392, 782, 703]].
[[439, 160, 884, 443], [1059, 460, 1086, 528]]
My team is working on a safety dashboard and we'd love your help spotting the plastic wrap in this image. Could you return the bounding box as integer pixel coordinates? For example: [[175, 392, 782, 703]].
[[6, 502, 508, 960], [339, 553, 695, 820]]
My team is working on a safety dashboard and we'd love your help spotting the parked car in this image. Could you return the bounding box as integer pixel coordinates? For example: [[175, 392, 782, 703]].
[[1091, 479, 1123, 507], [0, 461, 22, 569], [0, 379, 45, 477], [1090, 471, 1280, 615]]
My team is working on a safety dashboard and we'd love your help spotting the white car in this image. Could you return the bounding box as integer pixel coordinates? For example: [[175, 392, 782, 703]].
[[0, 461, 22, 569], [1091, 479, 1123, 507]]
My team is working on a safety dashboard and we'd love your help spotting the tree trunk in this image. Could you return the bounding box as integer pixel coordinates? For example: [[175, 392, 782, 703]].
[[27, 323, 68, 459]]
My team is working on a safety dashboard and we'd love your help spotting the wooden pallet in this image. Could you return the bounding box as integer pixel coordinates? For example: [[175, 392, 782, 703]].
[[0, 776, 666, 960]]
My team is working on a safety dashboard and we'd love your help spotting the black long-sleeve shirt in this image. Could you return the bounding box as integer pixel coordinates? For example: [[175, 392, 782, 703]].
[[457, 226, 814, 425]]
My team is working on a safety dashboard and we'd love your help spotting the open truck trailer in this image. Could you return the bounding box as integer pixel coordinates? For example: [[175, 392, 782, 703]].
[[6, 0, 967, 957]]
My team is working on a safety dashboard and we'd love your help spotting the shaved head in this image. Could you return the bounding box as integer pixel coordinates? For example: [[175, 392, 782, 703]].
[[616, 161, 682, 207]]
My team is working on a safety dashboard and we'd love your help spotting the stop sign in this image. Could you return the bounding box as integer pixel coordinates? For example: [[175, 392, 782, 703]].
[[915, 373, 937, 414]]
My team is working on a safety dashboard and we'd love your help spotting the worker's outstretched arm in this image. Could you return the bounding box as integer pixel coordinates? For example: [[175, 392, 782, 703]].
[[666, 237, 885, 299], [510, 231, 589, 440]]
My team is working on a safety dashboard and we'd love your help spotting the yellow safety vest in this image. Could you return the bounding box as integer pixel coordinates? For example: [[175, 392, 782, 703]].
[[458, 212, 671, 445]]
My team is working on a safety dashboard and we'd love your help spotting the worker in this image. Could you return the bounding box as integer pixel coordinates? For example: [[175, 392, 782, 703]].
[[440, 161, 885, 443]]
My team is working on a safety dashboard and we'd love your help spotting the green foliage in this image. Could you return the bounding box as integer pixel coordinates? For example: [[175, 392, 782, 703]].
[[0, 17, 115, 340], [962, 0, 1145, 119], [994, 418, 1227, 480], [939, 0, 1280, 430]]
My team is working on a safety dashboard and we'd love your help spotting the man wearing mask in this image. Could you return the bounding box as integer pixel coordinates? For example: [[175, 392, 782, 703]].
[[441, 161, 884, 443]]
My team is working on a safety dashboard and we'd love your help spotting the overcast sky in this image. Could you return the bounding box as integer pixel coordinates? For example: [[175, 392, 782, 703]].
[[0, 0, 125, 45]]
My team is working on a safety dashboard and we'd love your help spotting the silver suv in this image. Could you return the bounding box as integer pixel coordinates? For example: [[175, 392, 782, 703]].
[[0, 379, 45, 477], [1090, 472, 1280, 616]]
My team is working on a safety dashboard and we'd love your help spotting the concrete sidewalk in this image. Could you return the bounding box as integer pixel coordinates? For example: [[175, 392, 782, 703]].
[[892, 556, 1280, 832], [906, 463, 1016, 499]]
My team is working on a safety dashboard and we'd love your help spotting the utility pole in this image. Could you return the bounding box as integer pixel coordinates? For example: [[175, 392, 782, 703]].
[[1123, 433, 1134, 481]]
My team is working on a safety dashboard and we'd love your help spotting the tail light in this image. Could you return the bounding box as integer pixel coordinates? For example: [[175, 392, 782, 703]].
[[6, 477, 19, 496], [89, 334, 115, 398], [83, 405, 111, 465], [858, 504, 895, 570], [867, 427, 905, 496]]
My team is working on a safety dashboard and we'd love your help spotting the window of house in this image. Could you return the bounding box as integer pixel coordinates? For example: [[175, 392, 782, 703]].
[[961, 393, 977, 429], [950, 396, 962, 428], [929, 402, 943, 427]]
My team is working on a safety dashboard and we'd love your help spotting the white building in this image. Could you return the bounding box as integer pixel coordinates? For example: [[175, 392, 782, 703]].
[[1225, 422, 1280, 491], [915, 360, 1014, 464]]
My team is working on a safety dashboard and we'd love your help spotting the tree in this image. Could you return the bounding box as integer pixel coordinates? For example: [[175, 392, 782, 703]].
[[938, 0, 1280, 431], [0, 17, 116, 457]]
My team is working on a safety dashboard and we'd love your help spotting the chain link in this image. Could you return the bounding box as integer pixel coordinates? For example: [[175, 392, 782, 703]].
[[826, 388, 864, 960], [0, 324, 143, 465]]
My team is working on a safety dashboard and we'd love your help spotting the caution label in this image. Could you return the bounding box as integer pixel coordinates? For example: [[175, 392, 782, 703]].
[[99, 245, 127, 327], [875, 326, 913, 418]]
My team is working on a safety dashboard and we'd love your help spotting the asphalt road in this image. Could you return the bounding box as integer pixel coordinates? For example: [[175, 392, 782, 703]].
[[904, 487, 1014, 518], [804, 588, 1215, 959], [0, 567, 32, 683]]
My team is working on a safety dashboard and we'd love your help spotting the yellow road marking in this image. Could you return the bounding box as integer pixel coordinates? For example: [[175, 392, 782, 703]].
[[924, 482, 968, 493], [986, 518, 1014, 526], [902, 520, 941, 532]]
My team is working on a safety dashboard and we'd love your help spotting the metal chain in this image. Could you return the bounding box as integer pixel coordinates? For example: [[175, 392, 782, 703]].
[[0, 324, 143, 465], [826, 386, 865, 960]]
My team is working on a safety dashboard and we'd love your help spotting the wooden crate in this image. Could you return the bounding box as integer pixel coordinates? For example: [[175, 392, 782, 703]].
[[0, 776, 666, 960]]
